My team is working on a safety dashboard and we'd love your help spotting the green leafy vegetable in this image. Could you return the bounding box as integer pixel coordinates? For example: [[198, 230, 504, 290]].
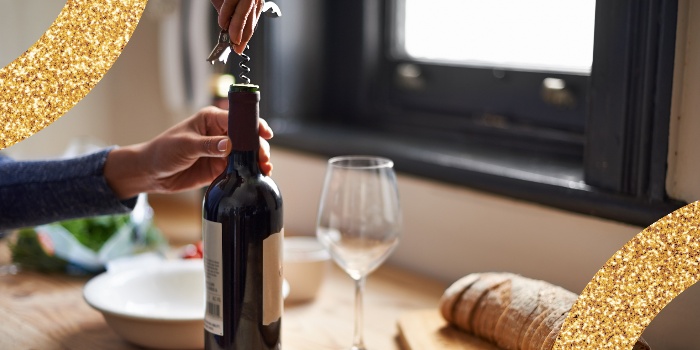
[[10, 229, 67, 273], [9, 213, 167, 274], [59, 214, 130, 252]]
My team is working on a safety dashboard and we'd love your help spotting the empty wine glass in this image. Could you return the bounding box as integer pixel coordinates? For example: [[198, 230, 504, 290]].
[[316, 156, 401, 350]]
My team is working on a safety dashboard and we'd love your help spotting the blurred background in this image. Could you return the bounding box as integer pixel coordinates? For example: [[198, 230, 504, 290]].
[[2, 1, 699, 348]]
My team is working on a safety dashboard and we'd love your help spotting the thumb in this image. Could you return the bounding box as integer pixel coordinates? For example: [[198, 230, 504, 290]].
[[201, 136, 230, 157]]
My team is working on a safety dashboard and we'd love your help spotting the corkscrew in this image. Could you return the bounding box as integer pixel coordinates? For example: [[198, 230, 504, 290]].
[[237, 45, 252, 84], [207, 1, 282, 84]]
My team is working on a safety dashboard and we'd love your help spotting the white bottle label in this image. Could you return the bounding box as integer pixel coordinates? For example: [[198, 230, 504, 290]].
[[203, 219, 224, 336], [263, 229, 284, 325]]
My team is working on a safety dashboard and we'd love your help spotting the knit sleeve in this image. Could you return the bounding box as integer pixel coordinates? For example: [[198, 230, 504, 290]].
[[0, 148, 137, 230]]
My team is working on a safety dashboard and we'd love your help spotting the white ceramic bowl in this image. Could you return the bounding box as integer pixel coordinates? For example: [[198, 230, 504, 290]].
[[283, 236, 330, 302], [84, 259, 289, 349], [83, 259, 206, 349]]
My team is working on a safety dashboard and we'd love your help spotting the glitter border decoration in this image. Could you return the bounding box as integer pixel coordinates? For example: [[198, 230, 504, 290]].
[[553, 201, 700, 349], [0, 0, 148, 149], [3, 1, 698, 348]]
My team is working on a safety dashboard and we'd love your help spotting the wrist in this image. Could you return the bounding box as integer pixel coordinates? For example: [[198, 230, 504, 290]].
[[104, 144, 150, 200]]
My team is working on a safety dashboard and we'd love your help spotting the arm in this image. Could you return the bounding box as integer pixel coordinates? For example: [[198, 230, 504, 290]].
[[0, 149, 134, 230], [0, 107, 273, 230]]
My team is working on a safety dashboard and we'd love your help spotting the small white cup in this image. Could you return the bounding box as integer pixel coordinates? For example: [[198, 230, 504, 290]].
[[283, 236, 330, 303]]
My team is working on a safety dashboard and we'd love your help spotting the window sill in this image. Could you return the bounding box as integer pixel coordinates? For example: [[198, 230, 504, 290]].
[[270, 120, 685, 227]]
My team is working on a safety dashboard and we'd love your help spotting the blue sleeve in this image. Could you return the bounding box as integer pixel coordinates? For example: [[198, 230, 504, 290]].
[[0, 148, 137, 230]]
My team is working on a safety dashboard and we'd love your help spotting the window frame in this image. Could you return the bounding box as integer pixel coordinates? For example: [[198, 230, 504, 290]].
[[378, 0, 592, 156], [242, 0, 684, 227]]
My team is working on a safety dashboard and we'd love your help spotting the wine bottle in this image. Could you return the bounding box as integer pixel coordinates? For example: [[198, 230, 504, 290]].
[[202, 84, 283, 350]]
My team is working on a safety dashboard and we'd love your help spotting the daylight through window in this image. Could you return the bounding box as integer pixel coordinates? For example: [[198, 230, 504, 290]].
[[399, 0, 596, 74]]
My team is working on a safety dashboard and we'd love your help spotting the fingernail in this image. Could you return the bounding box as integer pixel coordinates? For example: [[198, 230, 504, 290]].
[[217, 139, 228, 152]]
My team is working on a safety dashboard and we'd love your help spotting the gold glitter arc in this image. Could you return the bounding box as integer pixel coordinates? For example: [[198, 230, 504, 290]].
[[553, 201, 700, 349], [0, 0, 148, 149]]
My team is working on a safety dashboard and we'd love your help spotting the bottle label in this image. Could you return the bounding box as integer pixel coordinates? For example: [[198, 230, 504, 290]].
[[203, 219, 224, 336], [262, 229, 284, 325]]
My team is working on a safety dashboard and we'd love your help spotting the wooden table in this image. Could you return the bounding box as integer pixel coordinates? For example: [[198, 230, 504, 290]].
[[0, 195, 500, 349], [0, 243, 448, 350]]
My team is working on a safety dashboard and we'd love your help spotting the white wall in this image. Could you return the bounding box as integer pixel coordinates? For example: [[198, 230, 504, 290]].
[[667, 0, 700, 202], [2, 1, 699, 348]]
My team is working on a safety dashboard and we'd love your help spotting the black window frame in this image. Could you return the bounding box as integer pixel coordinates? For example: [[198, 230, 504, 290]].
[[239, 0, 684, 227]]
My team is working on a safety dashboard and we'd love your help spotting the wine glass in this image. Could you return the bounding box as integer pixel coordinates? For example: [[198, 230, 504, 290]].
[[316, 156, 402, 350]]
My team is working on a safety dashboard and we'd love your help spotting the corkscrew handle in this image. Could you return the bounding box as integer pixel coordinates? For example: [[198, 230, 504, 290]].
[[206, 30, 233, 65], [262, 1, 282, 18]]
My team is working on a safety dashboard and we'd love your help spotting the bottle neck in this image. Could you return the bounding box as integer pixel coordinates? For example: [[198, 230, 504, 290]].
[[226, 86, 261, 177], [227, 150, 260, 177]]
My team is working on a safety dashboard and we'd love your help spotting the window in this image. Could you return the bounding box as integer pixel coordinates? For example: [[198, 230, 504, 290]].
[[241, 0, 684, 226], [381, 0, 595, 159], [398, 0, 595, 73]]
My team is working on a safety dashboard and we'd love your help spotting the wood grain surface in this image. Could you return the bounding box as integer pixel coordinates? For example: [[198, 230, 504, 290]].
[[0, 246, 447, 349], [398, 309, 502, 350], [0, 194, 448, 349]]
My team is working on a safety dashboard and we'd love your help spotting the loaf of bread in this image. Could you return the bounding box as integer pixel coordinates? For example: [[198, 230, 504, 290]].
[[439, 272, 651, 350]]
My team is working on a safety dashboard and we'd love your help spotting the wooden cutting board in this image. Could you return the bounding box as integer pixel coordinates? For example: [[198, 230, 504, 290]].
[[397, 309, 503, 350]]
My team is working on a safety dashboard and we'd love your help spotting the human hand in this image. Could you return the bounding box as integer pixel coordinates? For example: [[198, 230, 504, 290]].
[[104, 106, 273, 200], [210, 0, 264, 55]]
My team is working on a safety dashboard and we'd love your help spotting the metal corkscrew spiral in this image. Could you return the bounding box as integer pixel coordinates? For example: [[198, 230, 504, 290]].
[[238, 45, 252, 85]]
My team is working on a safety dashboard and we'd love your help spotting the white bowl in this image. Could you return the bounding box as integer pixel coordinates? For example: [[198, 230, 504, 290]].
[[284, 236, 330, 302], [83, 259, 206, 349], [84, 259, 289, 349]]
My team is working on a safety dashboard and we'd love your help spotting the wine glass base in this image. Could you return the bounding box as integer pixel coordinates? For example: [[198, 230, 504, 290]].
[[350, 346, 367, 350]]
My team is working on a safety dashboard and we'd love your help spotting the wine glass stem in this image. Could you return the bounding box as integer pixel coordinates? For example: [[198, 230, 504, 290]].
[[352, 276, 367, 350]]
